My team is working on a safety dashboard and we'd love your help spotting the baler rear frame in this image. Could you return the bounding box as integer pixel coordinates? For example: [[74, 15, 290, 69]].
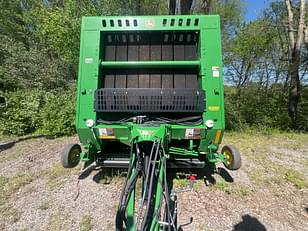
[[61, 15, 242, 231]]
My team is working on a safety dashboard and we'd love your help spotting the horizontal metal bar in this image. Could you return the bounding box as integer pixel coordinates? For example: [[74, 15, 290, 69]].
[[96, 158, 205, 169], [97, 159, 129, 168], [168, 147, 199, 156], [100, 60, 200, 69], [94, 88, 205, 113], [167, 158, 205, 169]]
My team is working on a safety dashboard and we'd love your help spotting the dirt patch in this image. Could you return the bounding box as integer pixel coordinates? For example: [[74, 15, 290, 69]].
[[0, 132, 307, 230]]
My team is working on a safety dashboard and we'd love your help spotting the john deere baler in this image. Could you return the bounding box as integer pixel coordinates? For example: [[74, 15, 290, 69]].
[[62, 15, 241, 231]]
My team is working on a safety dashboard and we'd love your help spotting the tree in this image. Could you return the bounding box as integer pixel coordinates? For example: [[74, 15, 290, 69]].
[[168, 0, 216, 15], [285, 0, 306, 127], [225, 20, 276, 88], [168, 0, 193, 15]]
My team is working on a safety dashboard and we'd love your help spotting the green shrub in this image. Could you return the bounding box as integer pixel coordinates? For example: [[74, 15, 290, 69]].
[[0, 88, 76, 137], [224, 84, 294, 131], [0, 90, 44, 136], [40, 91, 76, 137], [224, 93, 245, 130]]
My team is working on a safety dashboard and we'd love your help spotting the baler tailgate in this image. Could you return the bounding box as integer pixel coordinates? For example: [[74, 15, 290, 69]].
[[94, 88, 205, 112], [67, 15, 237, 231]]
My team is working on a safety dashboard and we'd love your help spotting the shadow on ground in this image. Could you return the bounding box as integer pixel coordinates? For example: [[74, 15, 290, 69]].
[[92, 168, 126, 184], [170, 164, 234, 185], [233, 215, 267, 231], [77, 162, 235, 187], [0, 135, 49, 152], [77, 164, 126, 184]]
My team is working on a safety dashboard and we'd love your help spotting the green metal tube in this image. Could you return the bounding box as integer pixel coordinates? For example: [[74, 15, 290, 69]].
[[126, 153, 136, 230], [100, 60, 200, 69], [149, 156, 165, 231], [168, 147, 199, 156]]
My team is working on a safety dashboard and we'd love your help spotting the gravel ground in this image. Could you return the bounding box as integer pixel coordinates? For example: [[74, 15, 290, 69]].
[[0, 132, 307, 231]]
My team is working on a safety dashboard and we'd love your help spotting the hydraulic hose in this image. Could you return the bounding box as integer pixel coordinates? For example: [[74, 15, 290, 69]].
[[116, 139, 177, 231], [141, 140, 161, 230], [135, 140, 159, 229], [116, 139, 140, 231]]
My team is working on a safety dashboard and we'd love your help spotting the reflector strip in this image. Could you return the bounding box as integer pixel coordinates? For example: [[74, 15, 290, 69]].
[[214, 130, 221, 144], [99, 136, 116, 139]]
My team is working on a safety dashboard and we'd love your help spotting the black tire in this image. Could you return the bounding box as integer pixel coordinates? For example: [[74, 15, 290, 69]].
[[222, 145, 241, 170], [61, 144, 81, 168]]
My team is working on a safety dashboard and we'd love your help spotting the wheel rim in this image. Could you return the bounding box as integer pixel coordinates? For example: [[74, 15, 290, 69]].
[[223, 149, 233, 167], [69, 147, 80, 165]]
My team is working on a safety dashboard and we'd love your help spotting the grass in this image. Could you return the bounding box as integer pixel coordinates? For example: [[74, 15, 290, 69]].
[[94, 168, 125, 184], [0, 174, 33, 228], [80, 215, 93, 231], [45, 209, 68, 231], [173, 178, 188, 188], [265, 176, 286, 186], [0, 150, 22, 163], [135, 178, 143, 198], [304, 159, 308, 168], [173, 178, 205, 191], [0, 134, 17, 143], [284, 169, 307, 189], [250, 164, 307, 190], [248, 169, 264, 185], [0, 203, 20, 223], [173, 172, 202, 189], [198, 224, 207, 231], [224, 131, 308, 191], [224, 129, 308, 150], [0, 130, 307, 229], [42, 163, 78, 189], [0, 174, 33, 204], [105, 221, 114, 230], [211, 181, 253, 197], [38, 200, 50, 210], [0, 173, 33, 227]]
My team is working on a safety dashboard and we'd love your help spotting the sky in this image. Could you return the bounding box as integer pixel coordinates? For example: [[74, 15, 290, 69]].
[[245, 0, 275, 21]]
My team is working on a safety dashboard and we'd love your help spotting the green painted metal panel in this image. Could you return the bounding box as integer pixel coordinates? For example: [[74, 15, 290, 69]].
[[76, 21, 101, 149], [76, 14, 225, 155], [83, 15, 219, 31]]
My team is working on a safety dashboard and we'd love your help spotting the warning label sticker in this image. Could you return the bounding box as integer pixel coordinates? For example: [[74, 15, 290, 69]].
[[98, 128, 115, 139], [85, 57, 93, 64], [185, 128, 201, 139], [212, 66, 220, 78]]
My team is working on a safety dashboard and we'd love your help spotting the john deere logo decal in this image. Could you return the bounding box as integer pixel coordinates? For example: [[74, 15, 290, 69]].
[[138, 130, 155, 139], [145, 19, 154, 28]]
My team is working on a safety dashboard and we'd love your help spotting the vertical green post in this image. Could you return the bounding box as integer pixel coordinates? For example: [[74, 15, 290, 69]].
[[127, 189, 135, 230], [149, 156, 165, 230], [126, 150, 136, 230]]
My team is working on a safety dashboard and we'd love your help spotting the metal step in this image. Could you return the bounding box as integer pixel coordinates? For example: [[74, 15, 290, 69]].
[[96, 157, 205, 169]]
